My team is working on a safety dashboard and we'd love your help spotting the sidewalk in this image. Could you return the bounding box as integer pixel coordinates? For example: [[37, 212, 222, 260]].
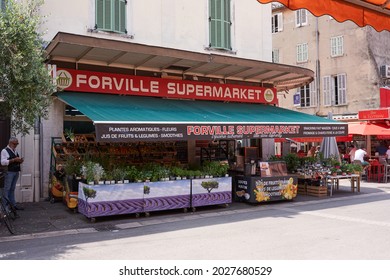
[[1, 180, 389, 240]]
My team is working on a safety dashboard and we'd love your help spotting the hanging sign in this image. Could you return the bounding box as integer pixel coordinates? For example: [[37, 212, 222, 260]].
[[56, 68, 277, 104]]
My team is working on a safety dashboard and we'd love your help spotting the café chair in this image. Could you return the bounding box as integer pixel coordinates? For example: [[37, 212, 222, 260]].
[[367, 160, 384, 182], [379, 157, 390, 183]]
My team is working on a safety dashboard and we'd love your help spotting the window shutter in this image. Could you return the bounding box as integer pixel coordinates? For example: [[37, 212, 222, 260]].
[[96, 0, 105, 29], [337, 36, 343, 55], [301, 9, 307, 25], [278, 13, 283, 31], [296, 9, 307, 27], [114, 0, 126, 33], [222, 0, 231, 50], [96, 0, 126, 33], [296, 43, 308, 63], [209, 0, 231, 50], [323, 76, 331, 106], [272, 49, 279, 63], [337, 73, 347, 105], [104, 0, 112, 30]]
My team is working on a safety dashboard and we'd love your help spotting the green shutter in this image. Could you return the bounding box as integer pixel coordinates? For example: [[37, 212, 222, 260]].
[[96, 0, 126, 33], [104, 0, 112, 30], [209, 0, 231, 50], [114, 0, 126, 33], [96, 0, 104, 29], [95, 0, 112, 30]]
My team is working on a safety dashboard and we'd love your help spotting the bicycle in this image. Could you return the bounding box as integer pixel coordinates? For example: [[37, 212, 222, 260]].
[[0, 198, 15, 234], [0, 172, 18, 234]]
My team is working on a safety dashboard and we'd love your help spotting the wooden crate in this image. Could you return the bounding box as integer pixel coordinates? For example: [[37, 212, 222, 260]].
[[306, 186, 328, 197], [297, 184, 307, 195]]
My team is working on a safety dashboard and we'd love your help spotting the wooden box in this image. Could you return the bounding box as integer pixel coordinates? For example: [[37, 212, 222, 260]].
[[306, 186, 327, 197]]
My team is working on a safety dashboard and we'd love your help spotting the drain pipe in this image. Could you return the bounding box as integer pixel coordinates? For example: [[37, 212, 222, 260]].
[[315, 17, 321, 114], [33, 117, 40, 202]]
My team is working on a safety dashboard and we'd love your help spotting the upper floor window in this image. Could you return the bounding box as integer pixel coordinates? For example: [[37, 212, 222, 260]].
[[296, 43, 308, 63], [298, 80, 317, 108], [323, 74, 347, 106], [295, 9, 308, 27], [330, 36, 344, 57], [272, 49, 280, 63], [95, 0, 127, 34], [209, 0, 232, 50], [272, 13, 283, 33]]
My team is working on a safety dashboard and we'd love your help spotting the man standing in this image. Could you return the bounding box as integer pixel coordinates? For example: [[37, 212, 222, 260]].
[[1, 137, 24, 210]]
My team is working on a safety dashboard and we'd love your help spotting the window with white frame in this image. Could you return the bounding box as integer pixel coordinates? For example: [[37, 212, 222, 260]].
[[209, 0, 232, 50], [298, 80, 316, 107], [295, 9, 308, 27], [330, 36, 344, 57], [296, 43, 308, 63], [272, 13, 283, 33], [272, 49, 280, 63], [95, 0, 127, 34], [323, 74, 347, 106]]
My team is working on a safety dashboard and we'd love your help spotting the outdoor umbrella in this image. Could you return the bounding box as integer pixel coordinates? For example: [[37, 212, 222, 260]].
[[348, 122, 390, 135], [320, 135, 341, 162], [320, 113, 341, 162]]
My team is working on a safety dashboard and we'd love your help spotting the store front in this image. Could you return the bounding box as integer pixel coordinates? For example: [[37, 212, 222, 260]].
[[44, 32, 348, 217]]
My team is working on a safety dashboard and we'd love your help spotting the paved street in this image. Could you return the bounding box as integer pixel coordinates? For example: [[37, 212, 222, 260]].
[[1, 181, 390, 260]]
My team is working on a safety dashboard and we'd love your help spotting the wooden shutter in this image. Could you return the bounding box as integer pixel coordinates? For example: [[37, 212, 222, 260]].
[[114, 0, 126, 33], [337, 73, 347, 105], [323, 76, 331, 106], [209, 0, 231, 50]]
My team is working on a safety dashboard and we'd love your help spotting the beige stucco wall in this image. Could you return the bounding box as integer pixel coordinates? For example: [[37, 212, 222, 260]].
[[273, 7, 390, 116]]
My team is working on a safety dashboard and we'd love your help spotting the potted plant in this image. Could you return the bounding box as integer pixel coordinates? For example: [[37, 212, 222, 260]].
[[81, 161, 104, 185], [63, 128, 75, 142], [283, 153, 301, 173], [63, 155, 83, 191], [112, 167, 127, 183]]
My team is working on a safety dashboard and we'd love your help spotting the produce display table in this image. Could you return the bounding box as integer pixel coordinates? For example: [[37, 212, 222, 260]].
[[78, 177, 232, 220]]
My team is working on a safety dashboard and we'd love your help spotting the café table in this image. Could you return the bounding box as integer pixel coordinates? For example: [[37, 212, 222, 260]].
[[324, 174, 361, 196]]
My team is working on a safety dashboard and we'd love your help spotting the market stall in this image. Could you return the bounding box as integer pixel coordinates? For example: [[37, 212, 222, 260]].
[[50, 68, 348, 219]]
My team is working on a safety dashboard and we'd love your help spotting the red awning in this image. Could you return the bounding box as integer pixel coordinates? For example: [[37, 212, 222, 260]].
[[348, 122, 390, 135], [257, 0, 390, 32]]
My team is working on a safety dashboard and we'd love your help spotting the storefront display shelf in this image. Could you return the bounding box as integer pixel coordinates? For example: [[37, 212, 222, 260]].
[[78, 177, 232, 220]]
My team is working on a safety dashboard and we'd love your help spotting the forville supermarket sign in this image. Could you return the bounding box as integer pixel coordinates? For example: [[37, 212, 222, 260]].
[[56, 69, 277, 104]]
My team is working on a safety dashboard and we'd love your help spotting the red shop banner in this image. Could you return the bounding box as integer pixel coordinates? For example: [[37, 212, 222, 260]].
[[95, 123, 348, 142], [56, 68, 277, 104]]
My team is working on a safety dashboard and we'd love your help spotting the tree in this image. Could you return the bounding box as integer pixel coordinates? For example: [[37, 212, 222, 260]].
[[0, 0, 55, 135]]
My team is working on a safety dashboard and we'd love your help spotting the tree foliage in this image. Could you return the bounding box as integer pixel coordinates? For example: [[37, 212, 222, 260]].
[[0, 0, 55, 135]]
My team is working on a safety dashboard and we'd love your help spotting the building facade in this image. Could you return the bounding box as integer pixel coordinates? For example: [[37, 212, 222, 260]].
[[9, 0, 279, 201], [271, 3, 390, 119]]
